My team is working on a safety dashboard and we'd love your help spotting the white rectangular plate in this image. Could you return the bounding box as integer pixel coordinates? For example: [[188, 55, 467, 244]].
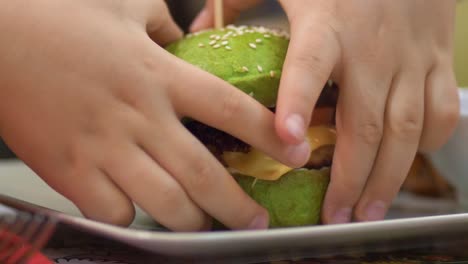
[[1, 159, 468, 262]]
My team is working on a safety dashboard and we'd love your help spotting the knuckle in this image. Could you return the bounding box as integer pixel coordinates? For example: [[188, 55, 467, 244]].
[[187, 160, 216, 192], [220, 88, 243, 123], [156, 182, 187, 213], [436, 98, 460, 131], [354, 119, 384, 145], [292, 53, 330, 81], [387, 107, 423, 138], [420, 99, 460, 152]]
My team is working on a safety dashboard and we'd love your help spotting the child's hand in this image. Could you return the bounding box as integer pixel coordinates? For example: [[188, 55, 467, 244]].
[[192, 0, 460, 223], [0, 0, 310, 231]]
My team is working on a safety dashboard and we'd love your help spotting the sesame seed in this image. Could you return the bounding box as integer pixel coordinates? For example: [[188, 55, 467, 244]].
[[198, 43, 205, 48], [225, 46, 232, 50], [242, 66, 249, 72], [215, 36, 221, 40], [249, 43, 257, 49], [210, 34, 217, 39], [264, 34, 271, 38], [256, 38, 262, 43], [249, 92, 254, 97], [221, 41, 229, 46], [270, 71, 276, 78], [232, 34, 237, 37], [257, 27, 267, 33], [209, 40, 217, 46], [257, 65, 263, 73], [213, 44, 221, 49], [251, 178, 258, 188], [238, 31, 244, 36]]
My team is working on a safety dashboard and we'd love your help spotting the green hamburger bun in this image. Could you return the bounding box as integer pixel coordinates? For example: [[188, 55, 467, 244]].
[[166, 25, 289, 107], [167, 26, 329, 228], [235, 169, 329, 228]]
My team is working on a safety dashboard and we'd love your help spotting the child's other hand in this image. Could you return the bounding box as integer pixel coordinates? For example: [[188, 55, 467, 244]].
[[192, 0, 460, 224]]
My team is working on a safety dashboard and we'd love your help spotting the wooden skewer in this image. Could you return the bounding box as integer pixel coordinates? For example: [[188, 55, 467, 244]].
[[214, 0, 224, 29]]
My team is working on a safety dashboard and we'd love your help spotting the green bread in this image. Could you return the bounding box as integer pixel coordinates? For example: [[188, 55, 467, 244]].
[[235, 169, 329, 228], [167, 26, 329, 228], [166, 25, 289, 107]]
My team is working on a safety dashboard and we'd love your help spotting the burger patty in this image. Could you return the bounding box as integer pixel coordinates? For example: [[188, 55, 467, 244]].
[[184, 120, 250, 155]]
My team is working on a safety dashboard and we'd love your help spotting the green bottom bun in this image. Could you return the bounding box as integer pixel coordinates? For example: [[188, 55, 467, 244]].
[[235, 169, 329, 228]]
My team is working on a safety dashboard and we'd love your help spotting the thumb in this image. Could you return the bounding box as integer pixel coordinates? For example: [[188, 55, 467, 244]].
[[190, 0, 263, 32], [146, 1, 183, 46], [275, 17, 340, 144]]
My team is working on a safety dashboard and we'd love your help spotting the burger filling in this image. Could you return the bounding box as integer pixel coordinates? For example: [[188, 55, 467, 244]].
[[185, 84, 338, 181]]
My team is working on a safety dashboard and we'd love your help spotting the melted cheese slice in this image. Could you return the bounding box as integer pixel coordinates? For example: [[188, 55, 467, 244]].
[[223, 126, 336, 181]]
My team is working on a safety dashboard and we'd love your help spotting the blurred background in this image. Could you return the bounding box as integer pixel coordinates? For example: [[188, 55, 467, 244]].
[[0, 1, 466, 159]]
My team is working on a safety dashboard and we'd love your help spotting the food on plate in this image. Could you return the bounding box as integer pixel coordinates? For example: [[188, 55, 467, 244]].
[[167, 25, 336, 227]]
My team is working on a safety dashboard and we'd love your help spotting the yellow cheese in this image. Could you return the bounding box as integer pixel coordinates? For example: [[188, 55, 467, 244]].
[[223, 126, 336, 180]]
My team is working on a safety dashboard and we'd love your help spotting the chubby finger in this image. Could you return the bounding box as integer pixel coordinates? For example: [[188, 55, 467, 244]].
[[322, 66, 391, 224], [275, 19, 340, 145], [190, 0, 263, 32], [140, 115, 269, 230], [53, 168, 135, 227], [170, 58, 310, 168], [102, 142, 210, 232], [419, 64, 459, 152], [355, 72, 425, 221]]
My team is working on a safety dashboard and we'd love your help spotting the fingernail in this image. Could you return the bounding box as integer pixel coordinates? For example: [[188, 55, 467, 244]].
[[330, 207, 352, 224], [364, 201, 387, 221], [287, 141, 310, 167], [285, 114, 306, 141], [248, 214, 269, 230], [190, 9, 209, 32]]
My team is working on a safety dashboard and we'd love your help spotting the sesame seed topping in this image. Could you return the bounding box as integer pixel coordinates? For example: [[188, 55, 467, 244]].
[[249, 92, 254, 97], [209, 40, 217, 46], [225, 46, 232, 50], [264, 34, 271, 38], [232, 34, 238, 37], [215, 36, 221, 40], [221, 40, 229, 46], [210, 34, 217, 39], [242, 66, 249, 72], [249, 43, 257, 49], [256, 38, 262, 43], [270, 71, 276, 78], [213, 44, 221, 49], [198, 43, 205, 48], [257, 65, 263, 73]]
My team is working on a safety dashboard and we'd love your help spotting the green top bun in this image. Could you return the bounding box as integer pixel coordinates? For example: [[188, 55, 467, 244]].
[[166, 25, 289, 108]]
